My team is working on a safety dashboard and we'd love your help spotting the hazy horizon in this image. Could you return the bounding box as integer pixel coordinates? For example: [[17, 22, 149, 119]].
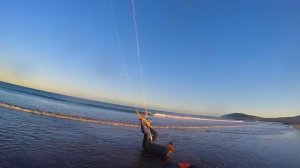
[[1, 0, 300, 117], [1, 80, 299, 118]]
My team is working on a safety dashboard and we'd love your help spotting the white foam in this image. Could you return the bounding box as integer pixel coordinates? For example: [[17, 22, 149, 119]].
[[0, 102, 249, 129], [154, 113, 243, 123]]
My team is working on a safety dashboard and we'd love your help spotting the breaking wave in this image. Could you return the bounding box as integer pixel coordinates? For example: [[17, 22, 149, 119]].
[[0, 102, 251, 130], [154, 113, 243, 123]]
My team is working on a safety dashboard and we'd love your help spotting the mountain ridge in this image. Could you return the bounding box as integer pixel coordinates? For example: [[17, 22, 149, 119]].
[[222, 113, 300, 125]]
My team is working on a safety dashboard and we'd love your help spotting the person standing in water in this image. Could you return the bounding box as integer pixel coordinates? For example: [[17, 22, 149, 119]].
[[139, 117, 175, 157]]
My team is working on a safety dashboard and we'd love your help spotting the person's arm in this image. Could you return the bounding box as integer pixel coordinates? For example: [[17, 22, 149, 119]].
[[140, 119, 145, 134]]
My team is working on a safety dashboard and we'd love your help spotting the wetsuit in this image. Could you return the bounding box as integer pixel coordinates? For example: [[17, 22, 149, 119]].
[[140, 120, 170, 157]]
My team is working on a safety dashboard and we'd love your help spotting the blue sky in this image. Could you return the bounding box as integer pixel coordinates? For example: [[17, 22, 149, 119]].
[[0, 0, 299, 117]]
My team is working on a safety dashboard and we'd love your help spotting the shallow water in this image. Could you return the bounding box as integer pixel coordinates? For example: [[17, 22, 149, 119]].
[[0, 82, 300, 168]]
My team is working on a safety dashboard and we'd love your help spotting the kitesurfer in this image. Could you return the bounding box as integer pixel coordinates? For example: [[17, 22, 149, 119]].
[[139, 117, 175, 157]]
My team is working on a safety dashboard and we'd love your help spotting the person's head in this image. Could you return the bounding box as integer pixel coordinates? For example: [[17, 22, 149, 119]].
[[166, 141, 175, 154], [146, 117, 152, 122]]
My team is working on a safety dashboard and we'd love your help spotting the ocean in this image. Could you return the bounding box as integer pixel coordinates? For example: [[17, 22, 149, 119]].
[[0, 81, 299, 168]]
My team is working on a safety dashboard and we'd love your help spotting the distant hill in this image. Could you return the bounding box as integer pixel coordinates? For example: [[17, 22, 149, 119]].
[[222, 113, 262, 121], [264, 115, 300, 125], [222, 113, 300, 125]]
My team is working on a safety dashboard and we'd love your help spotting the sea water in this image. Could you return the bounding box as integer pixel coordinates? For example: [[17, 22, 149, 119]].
[[0, 82, 299, 168]]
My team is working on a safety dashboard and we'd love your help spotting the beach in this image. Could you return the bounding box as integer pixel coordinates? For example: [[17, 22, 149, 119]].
[[1, 82, 300, 168]]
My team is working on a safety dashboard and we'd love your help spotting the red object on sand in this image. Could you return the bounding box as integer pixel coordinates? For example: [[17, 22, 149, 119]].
[[178, 162, 190, 168]]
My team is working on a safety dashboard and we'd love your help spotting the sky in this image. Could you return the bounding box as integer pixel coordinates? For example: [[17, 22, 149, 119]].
[[0, 0, 299, 117]]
